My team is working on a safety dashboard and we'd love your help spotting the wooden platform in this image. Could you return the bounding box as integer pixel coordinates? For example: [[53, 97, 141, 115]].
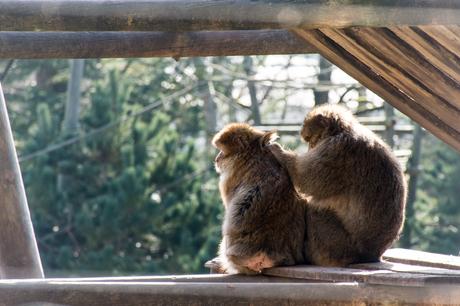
[[199, 248, 460, 305], [0, 248, 458, 304]]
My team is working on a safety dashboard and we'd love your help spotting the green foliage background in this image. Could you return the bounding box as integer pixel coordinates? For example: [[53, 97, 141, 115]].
[[5, 58, 224, 275], [2, 56, 459, 276]]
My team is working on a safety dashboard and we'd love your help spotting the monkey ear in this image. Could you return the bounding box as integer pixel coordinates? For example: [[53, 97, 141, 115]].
[[212, 130, 247, 153], [304, 114, 329, 135], [260, 131, 279, 147]]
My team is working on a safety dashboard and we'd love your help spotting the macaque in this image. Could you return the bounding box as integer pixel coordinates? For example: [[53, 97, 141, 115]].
[[270, 104, 407, 266], [212, 123, 306, 274]]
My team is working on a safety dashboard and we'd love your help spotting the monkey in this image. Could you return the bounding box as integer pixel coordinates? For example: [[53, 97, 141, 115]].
[[270, 104, 407, 267], [212, 123, 307, 274]]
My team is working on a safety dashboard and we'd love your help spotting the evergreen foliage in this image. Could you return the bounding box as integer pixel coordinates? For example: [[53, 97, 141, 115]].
[[412, 135, 460, 255], [5, 59, 222, 275], [1, 55, 459, 276]]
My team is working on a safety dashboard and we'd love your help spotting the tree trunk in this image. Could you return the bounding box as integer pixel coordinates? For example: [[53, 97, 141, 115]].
[[384, 102, 395, 148], [313, 56, 332, 105], [243, 56, 261, 125], [400, 124, 423, 248], [58, 59, 84, 192], [193, 58, 217, 144], [62, 59, 85, 135]]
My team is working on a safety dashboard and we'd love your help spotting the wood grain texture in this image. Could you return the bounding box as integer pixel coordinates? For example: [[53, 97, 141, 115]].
[[0, 83, 43, 278], [293, 27, 460, 153], [418, 26, 460, 58], [350, 261, 460, 276], [264, 265, 460, 286], [1, 1, 460, 31], [207, 253, 460, 285], [319, 27, 460, 132], [344, 27, 460, 109], [0, 280, 459, 305], [384, 248, 460, 271], [390, 26, 460, 82], [0, 30, 316, 59], [42, 274, 310, 283]]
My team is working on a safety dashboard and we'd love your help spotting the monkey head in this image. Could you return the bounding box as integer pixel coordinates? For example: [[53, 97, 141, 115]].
[[212, 123, 277, 173], [301, 104, 357, 148]]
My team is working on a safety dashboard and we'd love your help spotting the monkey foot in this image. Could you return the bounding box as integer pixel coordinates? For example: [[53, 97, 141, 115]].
[[244, 252, 274, 273]]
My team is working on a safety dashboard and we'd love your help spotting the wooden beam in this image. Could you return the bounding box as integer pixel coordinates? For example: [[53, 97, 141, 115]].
[[350, 261, 460, 276], [0, 83, 43, 278], [383, 248, 460, 271], [0, 279, 459, 305], [264, 265, 460, 286], [1, 1, 460, 32], [318, 27, 460, 131], [0, 31, 316, 59], [18, 274, 308, 283], [390, 26, 460, 82], [293, 28, 460, 153]]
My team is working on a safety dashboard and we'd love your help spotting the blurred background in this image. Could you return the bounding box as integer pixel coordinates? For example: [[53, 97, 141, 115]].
[[1, 55, 459, 277]]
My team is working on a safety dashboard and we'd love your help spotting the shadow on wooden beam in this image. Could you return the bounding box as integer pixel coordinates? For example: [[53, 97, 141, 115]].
[[0, 31, 316, 59]]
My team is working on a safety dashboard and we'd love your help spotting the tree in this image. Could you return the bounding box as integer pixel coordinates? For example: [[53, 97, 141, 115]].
[[410, 134, 460, 255], [6, 58, 222, 275], [313, 56, 332, 105]]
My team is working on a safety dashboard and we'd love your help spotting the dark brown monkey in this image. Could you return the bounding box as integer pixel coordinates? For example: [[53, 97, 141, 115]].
[[270, 104, 407, 266], [212, 123, 306, 274]]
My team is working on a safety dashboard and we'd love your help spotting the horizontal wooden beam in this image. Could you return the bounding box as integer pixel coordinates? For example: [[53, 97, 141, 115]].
[[42, 274, 308, 283], [0, 279, 459, 305], [0, 30, 316, 59], [383, 248, 460, 271], [1, 1, 460, 32], [264, 265, 460, 286]]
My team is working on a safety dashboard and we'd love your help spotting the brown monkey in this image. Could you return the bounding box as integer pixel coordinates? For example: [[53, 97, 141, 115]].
[[270, 104, 407, 266], [212, 123, 306, 274]]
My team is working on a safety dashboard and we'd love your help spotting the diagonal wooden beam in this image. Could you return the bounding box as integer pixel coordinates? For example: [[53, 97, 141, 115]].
[[390, 26, 460, 82], [0, 83, 43, 278], [0, 30, 316, 59], [319, 27, 460, 132], [293, 28, 460, 153]]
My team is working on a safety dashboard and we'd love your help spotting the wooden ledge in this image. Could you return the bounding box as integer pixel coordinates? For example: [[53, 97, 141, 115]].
[[0, 279, 459, 305], [206, 248, 460, 287], [1, 248, 460, 304]]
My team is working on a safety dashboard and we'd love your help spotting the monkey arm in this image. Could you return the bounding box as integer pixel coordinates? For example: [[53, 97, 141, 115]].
[[270, 139, 353, 198], [268, 143, 300, 182], [294, 137, 354, 198]]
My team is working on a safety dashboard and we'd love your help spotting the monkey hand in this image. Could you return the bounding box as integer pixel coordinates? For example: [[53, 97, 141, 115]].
[[268, 143, 296, 163]]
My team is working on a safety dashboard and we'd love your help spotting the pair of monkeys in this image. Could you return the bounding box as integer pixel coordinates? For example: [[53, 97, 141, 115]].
[[212, 104, 407, 273]]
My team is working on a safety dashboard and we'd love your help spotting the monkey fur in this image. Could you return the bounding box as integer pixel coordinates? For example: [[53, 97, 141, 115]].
[[270, 104, 407, 266], [212, 123, 306, 274]]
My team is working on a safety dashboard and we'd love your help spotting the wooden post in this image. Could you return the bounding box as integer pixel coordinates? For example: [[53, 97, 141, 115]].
[[0, 83, 44, 278]]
